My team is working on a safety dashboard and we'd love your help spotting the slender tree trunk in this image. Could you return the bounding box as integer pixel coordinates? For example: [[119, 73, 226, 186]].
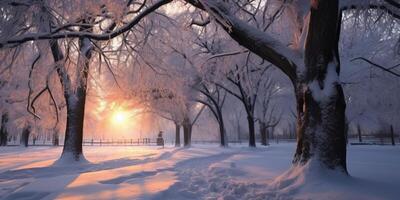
[[183, 124, 192, 147], [293, 0, 347, 172], [183, 126, 192, 147], [390, 125, 395, 146], [0, 113, 8, 146], [20, 125, 31, 147], [247, 115, 256, 147], [357, 124, 362, 143], [237, 122, 241, 142], [218, 119, 227, 146], [260, 122, 268, 146], [183, 117, 192, 147], [175, 122, 181, 147], [53, 132, 59, 146], [217, 110, 228, 147]]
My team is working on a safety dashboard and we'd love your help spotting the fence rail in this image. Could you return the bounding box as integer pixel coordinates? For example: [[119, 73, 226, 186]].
[[82, 138, 158, 146], [1, 135, 398, 147]]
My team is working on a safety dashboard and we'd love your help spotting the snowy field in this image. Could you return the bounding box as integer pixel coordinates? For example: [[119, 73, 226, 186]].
[[0, 143, 399, 200]]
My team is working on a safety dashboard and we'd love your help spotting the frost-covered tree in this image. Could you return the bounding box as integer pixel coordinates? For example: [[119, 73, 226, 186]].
[[255, 72, 283, 146], [183, 0, 399, 173], [0, 0, 170, 161]]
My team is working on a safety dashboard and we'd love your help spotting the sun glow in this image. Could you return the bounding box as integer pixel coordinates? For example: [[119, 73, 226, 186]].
[[112, 111, 128, 124]]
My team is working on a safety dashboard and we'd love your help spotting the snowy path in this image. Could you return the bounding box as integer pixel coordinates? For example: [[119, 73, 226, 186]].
[[0, 143, 399, 200]]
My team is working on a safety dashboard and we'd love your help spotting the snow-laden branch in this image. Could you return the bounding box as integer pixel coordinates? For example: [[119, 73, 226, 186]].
[[340, 0, 400, 19], [185, 0, 300, 84], [0, 0, 172, 48]]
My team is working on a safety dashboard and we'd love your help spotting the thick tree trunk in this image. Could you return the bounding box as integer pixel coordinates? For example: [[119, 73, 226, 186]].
[[247, 115, 256, 147], [175, 122, 181, 147], [293, 0, 347, 172], [53, 36, 92, 161], [260, 122, 268, 146], [0, 113, 8, 146], [183, 117, 192, 147], [61, 91, 86, 160]]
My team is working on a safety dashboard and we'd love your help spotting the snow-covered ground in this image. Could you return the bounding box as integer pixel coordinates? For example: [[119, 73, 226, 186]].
[[0, 143, 399, 200]]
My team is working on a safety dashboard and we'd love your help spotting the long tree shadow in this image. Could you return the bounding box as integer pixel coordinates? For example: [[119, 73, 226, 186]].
[[0, 172, 80, 200], [100, 168, 173, 184], [98, 151, 236, 187], [146, 152, 238, 200], [0, 148, 183, 182]]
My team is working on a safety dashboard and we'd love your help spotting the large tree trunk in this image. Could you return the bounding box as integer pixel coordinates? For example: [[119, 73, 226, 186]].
[[61, 37, 92, 161], [0, 113, 8, 146], [51, 35, 92, 161], [293, 0, 347, 172], [175, 122, 181, 147], [61, 92, 86, 160], [247, 115, 256, 147], [183, 117, 192, 147]]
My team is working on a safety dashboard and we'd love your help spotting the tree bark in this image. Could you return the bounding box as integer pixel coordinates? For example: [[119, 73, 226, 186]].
[[175, 122, 181, 147], [20, 125, 31, 147], [357, 124, 362, 142], [50, 35, 92, 161], [247, 115, 256, 147], [0, 113, 8, 146], [183, 117, 192, 147], [390, 125, 395, 146], [53, 131, 59, 146], [293, 0, 347, 172], [216, 108, 228, 147], [61, 92, 86, 159], [218, 120, 227, 146], [260, 122, 268, 146]]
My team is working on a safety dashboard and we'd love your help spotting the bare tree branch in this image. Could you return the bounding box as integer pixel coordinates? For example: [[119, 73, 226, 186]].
[[351, 57, 400, 77]]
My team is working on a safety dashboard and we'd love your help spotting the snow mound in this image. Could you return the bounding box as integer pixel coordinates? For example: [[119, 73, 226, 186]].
[[269, 159, 349, 199], [52, 152, 90, 167]]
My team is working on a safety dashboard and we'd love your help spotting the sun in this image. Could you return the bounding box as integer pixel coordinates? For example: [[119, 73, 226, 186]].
[[112, 111, 128, 124]]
